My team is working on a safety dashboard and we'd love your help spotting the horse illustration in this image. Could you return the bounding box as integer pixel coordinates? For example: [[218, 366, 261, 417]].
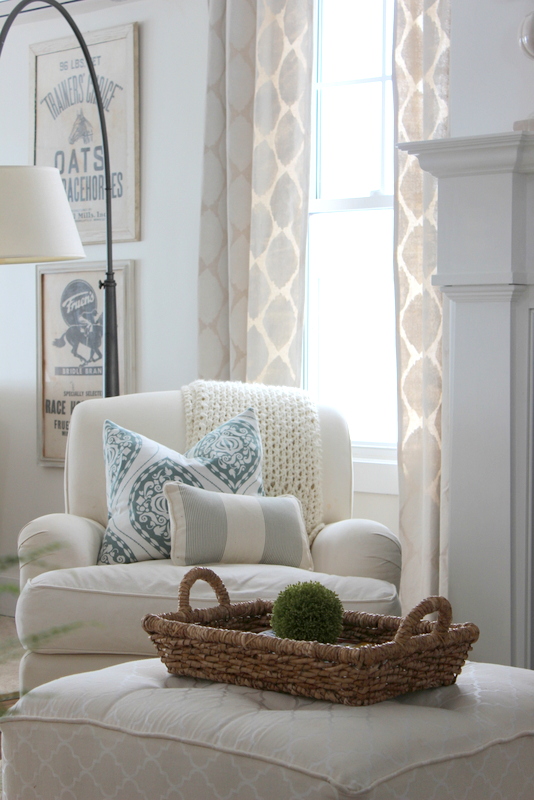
[[69, 109, 93, 145], [53, 312, 103, 365]]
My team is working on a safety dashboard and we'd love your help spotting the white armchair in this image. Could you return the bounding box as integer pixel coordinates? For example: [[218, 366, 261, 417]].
[[16, 388, 401, 691]]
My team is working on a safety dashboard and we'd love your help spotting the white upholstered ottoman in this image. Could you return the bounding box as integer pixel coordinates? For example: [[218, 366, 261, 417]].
[[1, 658, 534, 799]]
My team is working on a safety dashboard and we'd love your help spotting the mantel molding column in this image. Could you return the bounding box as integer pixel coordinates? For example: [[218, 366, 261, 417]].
[[402, 131, 534, 179], [398, 132, 534, 668], [401, 132, 534, 290], [440, 285, 527, 303]]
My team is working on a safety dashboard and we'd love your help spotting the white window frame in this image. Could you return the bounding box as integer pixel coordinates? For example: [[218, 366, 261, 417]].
[[352, 443, 398, 496], [307, 0, 398, 496]]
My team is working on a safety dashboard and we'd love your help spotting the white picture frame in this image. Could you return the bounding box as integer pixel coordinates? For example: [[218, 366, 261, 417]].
[[30, 23, 140, 244], [37, 260, 135, 466]]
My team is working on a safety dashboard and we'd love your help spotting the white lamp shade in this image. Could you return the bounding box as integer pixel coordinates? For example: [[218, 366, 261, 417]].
[[0, 165, 85, 263]]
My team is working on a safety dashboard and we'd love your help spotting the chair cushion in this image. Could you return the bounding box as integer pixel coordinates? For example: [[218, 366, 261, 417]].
[[98, 408, 264, 565], [165, 482, 313, 569], [16, 561, 400, 657]]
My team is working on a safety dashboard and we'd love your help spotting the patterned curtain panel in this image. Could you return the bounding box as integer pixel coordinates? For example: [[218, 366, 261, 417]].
[[198, 0, 314, 386], [394, 0, 451, 611]]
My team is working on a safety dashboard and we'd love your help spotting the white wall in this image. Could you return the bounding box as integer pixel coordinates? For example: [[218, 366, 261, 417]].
[[0, 0, 208, 603], [449, 0, 534, 136]]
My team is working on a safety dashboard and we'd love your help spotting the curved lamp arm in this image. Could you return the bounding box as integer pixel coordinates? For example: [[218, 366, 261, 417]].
[[0, 0, 119, 397]]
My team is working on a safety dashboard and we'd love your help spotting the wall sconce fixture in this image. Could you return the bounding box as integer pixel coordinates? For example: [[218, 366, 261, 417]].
[[519, 12, 534, 59]]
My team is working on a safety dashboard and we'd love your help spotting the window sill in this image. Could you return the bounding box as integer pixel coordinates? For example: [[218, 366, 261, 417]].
[[352, 443, 398, 496]]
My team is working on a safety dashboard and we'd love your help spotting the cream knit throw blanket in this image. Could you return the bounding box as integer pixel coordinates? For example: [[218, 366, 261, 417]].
[[182, 380, 324, 543]]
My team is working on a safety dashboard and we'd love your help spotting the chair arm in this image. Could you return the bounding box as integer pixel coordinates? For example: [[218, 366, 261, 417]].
[[18, 513, 105, 591], [311, 519, 401, 591]]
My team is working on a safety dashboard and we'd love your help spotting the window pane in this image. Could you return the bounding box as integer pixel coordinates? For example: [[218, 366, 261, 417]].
[[383, 80, 394, 195], [307, 209, 397, 444], [319, 82, 383, 199], [320, 0, 384, 82], [384, 0, 394, 75]]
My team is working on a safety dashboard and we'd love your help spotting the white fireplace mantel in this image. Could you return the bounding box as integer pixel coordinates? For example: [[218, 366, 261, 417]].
[[402, 132, 534, 179], [399, 132, 534, 668]]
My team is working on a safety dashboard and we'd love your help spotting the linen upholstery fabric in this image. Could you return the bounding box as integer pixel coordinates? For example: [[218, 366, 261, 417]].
[[98, 408, 263, 565], [17, 387, 402, 692], [15, 562, 398, 658], [198, 1, 314, 386], [2, 660, 534, 800], [394, 2, 451, 611], [166, 482, 313, 569], [182, 379, 324, 542]]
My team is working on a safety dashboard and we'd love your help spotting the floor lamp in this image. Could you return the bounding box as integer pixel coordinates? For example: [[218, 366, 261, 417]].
[[0, 0, 120, 397]]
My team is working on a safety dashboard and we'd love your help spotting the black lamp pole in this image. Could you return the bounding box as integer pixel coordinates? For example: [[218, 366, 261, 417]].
[[0, 0, 119, 397]]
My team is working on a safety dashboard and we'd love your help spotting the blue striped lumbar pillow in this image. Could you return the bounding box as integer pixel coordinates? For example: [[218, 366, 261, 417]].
[[165, 482, 313, 570]]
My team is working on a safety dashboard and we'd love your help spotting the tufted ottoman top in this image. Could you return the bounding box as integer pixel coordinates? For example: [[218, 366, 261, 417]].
[[1, 658, 534, 799]]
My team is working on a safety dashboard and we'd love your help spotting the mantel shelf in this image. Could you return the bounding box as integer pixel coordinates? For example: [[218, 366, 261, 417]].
[[398, 131, 534, 177]]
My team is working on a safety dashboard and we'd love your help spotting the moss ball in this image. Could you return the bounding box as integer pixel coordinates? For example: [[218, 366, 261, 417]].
[[270, 581, 344, 644]]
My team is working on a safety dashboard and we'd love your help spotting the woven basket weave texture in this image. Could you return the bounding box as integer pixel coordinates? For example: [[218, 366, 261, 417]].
[[143, 567, 480, 706]]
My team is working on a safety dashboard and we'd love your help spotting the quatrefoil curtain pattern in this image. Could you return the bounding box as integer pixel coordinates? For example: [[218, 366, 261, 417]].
[[394, 0, 451, 612], [198, 0, 313, 386]]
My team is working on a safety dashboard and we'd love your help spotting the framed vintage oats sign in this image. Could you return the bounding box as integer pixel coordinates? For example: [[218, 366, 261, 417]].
[[37, 261, 135, 466], [30, 23, 139, 244]]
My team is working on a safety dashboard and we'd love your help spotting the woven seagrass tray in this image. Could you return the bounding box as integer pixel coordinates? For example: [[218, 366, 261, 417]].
[[142, 567, 480, 706]]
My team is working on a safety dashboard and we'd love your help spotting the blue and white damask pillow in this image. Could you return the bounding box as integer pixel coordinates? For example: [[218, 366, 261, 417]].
[[97, 409, 264, 565]]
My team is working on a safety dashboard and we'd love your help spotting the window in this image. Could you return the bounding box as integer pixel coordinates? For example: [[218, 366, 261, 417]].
[[305, 0, 397, 450]]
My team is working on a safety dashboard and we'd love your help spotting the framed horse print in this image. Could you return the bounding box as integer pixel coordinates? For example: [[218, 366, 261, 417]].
[[37, 261, 135, 465], [30, 23, 139, 244]]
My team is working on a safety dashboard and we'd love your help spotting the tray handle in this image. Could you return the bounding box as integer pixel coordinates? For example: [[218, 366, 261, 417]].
[[178, 567, 231, 614], [394, 596, 453, 646]]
